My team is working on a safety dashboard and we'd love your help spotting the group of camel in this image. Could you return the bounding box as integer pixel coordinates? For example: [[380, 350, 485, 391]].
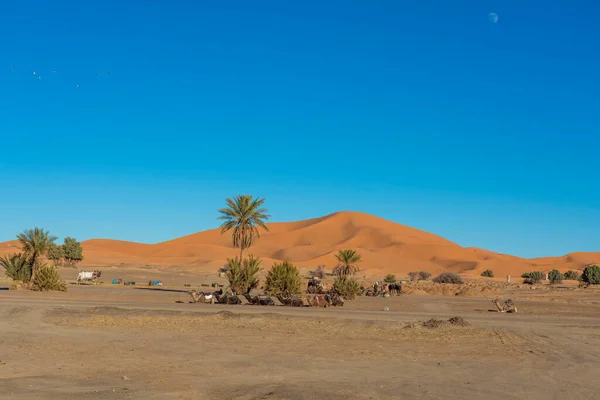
[[189, 289, 345, 308], [362, 282, 402, 297]]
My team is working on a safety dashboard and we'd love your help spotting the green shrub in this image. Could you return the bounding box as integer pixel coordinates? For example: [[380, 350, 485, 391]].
[[521, 272, 531, 278], [523, 271, 544, 284], [264, 261, 301, 297], [581, 265, 600, 285], [31, 264, 67, 292], [563, 270, 581, 281], [332, 277, 361, 300], [225, 255, 262, 294], [47, 243, 65, 267], [384, 274, 396, 283], [0, 253, 32, 283], [62, 237, 84, 267], [548, 269, 563, 284], [481, 269, 494, 278], [433, 273, 464, 284]]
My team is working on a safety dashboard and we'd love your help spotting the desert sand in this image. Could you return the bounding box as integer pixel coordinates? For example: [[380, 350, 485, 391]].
[[2, 274, 600, 400], [1, 211, 598, 277]]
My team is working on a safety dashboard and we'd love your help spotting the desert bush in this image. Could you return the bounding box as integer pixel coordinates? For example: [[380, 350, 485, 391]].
[[418, 271, 432, 281], [225, 255, 262, 294], [581, 265, 600, 285], [408, 271, 432, 281], [384, 274, 396, 283], [225, 258, 244, 294], [481, 269, 494, 278], [563, 270, 581, 281], [0, 253, 32, 282], [264, 261, 302, 297], [309, 266, 326, 279], [548, 269, 564, 284], [432, 272, 464, 284], [523, 271, 544, 284], [31, 264, 67, 292], [332, 277, 361, 300]]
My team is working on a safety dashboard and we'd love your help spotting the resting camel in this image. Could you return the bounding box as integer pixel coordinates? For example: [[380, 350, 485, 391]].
[[308, 295, 328, 308], [307, 278, 324, 294], [325, 293, 345, 307], [189, 290, 217, 304], [493, 298, 517, 313], [281, 296, 306, 307]]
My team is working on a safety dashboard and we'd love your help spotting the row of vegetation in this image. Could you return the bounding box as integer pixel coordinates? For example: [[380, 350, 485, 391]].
[[520, 266, 600, 285], [217, 194, 479, 299], [47, 238, 84, 267], [480, 267, 599, 285], [3, 194, 598, 295], [387, 271, 465, 284], [0, 228, 82, 291], [218, 195, 363, 299]]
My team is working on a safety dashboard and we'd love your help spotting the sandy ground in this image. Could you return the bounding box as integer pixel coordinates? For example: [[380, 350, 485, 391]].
[[2, 274, 600, 400]]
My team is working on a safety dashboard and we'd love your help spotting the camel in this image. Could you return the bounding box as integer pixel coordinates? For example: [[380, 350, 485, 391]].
[[325, 293, 345, 307], [280, 296, 306, 307], [308, 295, 328, 308], [77, 270, 102, 285], [250, 295, 274, 306], [493, 298, 517, 313], [307, 278, 326, 294], [189, 290, 202, 303], [388, 283, 402, 295], [189, 290, 217, 304]]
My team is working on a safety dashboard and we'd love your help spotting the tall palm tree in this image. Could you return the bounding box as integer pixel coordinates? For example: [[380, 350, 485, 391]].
[[334, 249, 362, 279], [17, 227, 57, 281], [218, 195, 269, 260]]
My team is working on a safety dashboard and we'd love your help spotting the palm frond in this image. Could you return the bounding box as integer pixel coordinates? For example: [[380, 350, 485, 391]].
[[217, 195, 270, 253], [334, 249, 362, 279]]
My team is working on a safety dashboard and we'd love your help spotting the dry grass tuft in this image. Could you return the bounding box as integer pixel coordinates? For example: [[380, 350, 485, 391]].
[[420, 316, 470, 329], [448, 316, 470, 327]]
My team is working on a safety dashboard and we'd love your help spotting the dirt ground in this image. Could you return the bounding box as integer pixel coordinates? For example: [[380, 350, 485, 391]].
[[2, 272, 600, 399]]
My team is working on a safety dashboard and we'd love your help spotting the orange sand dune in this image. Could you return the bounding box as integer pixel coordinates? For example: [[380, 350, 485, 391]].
[[1, 211, 599, 277]]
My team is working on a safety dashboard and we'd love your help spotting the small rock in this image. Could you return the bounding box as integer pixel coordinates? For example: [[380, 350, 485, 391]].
[[123, 376, 130, 380]]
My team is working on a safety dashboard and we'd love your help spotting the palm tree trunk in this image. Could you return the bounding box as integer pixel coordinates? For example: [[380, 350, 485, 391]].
[[29, 253, 38, 283], [239, 226, 245, 262]]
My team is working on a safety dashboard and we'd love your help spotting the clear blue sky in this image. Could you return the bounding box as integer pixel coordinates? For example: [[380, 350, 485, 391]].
[[1, 0, 598, 258]]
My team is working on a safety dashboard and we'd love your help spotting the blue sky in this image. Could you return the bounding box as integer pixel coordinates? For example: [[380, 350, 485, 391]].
[[1, 0, 598, 258]]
